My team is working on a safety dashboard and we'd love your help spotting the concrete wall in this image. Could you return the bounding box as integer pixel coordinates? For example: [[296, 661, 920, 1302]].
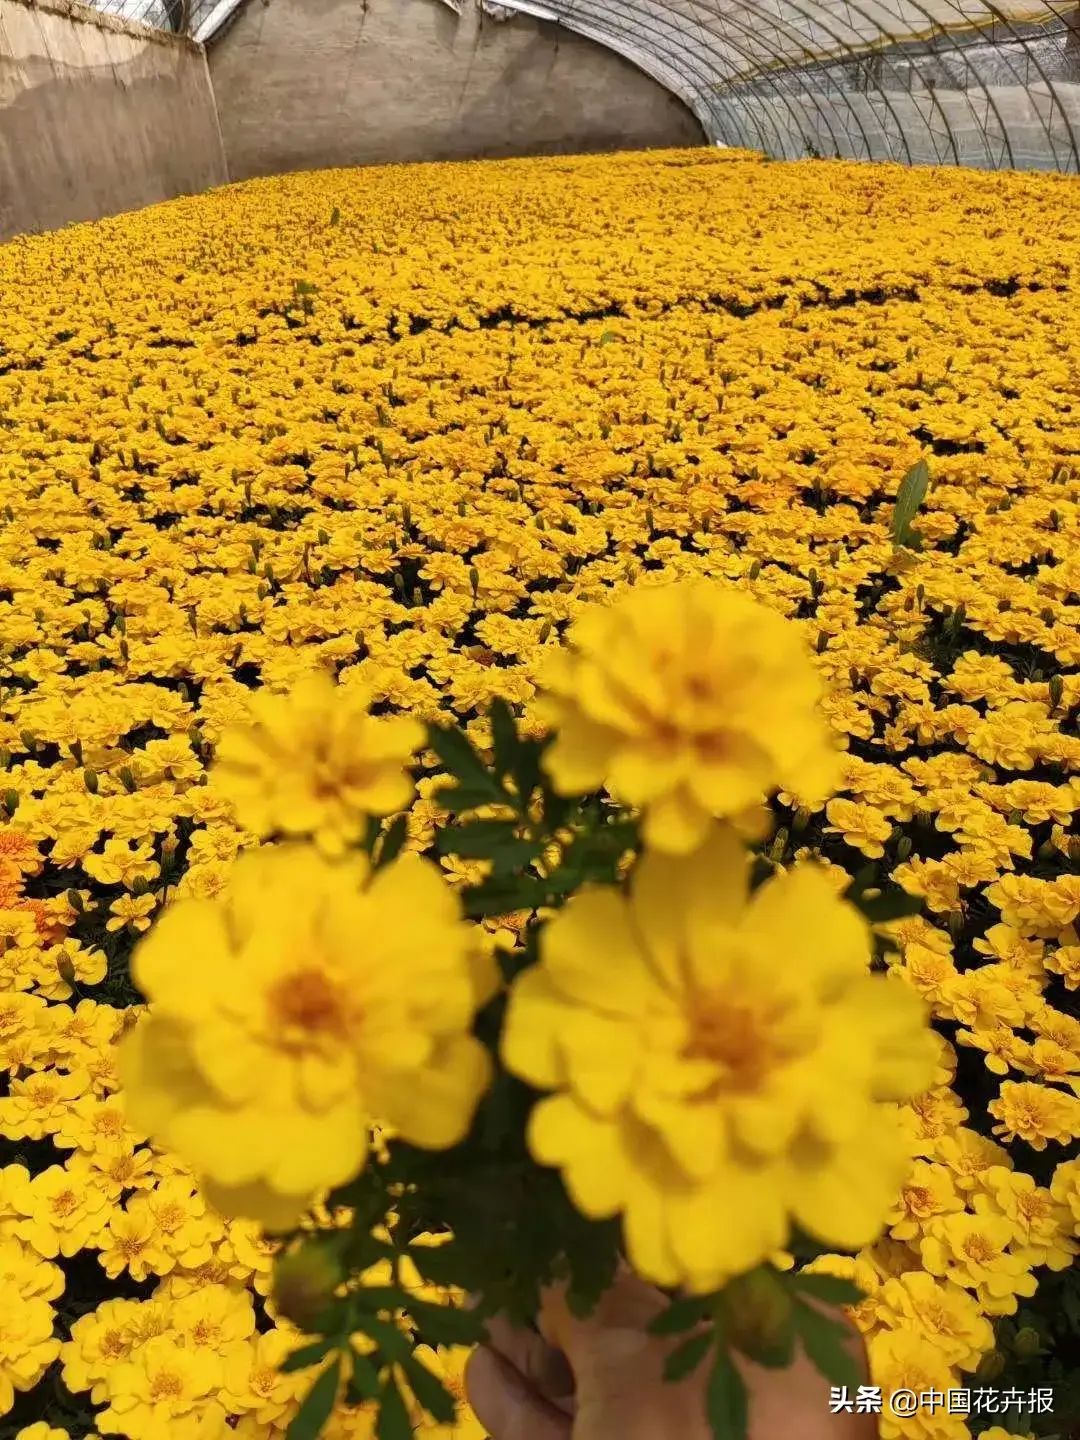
[[207, 0, 705, 182], [0, 0, 227, 240]]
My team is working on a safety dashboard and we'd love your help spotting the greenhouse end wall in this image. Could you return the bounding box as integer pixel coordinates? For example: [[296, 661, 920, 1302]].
[[206, 0, 705, 183], [0, 0, 226, 241]]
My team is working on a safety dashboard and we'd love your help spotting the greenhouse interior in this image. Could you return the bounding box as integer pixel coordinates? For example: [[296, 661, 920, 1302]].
[[2, 1, 1080, 1439]]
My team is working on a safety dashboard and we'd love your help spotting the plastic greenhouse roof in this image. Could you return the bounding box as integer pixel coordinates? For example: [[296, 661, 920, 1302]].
[[80, 0, 1080, 169]]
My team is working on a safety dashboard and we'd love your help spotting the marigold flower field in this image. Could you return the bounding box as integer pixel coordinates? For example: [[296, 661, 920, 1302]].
[[2, 147, 1080, 1439]]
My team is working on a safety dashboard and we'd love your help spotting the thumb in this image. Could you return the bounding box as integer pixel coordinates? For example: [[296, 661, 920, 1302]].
[[538, 1272, 712, 1440]]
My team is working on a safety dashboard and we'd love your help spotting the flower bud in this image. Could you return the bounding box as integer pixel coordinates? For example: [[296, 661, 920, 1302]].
[[792, 807, 812, 834], [4, 789, 18, 816], [719, 1267, 793, 1362], [131, 875, 149, 897], [272, 1243, 344, 1331], [975, 1348, 1006, 1382], [83, 769, 99, 795], [748, 559, 762, 581], [1069, 836, 1080, 865], [1013, 1327, 1043, 1358], [1048, 674, 1064, 712], [895, 835, 913, 863], [66, 889, 85, 913], [56, 953, 77, 989], [946, 910, 965, 939], [119, 766, 138, 794]]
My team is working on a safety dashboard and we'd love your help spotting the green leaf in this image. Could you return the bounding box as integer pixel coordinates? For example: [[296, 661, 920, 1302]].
[[279, 1338, 337, 1374], [855, 891, 924, 924], [489, 697, 519, 780], [790, 1275, 866, 1309], [892, 458, 930, 550], [375, 1373, 413, 1440], [428, 724, 504, 801], [512, 737, 546, 812], [287, 1353, 342, 1440], [792, 1303, 862, 1392], [375, 814, 408, 869], [842, 864, 877, 902], [407, 1299, 487, 1348], [664, 1328, 714, 1383], [438, 783, 508, 815], [464, 875, 546, 918], [399, 1240, 467, 1287], [649, 1296, 712, 1336], [706, 1349, 749, 1440], [345, 1351, 382, 1403], [351, 1286, 409, 1313], [435, 819, 521, 858], [359, 1315, 414, 1363], [402, 1354, 458, 1425]]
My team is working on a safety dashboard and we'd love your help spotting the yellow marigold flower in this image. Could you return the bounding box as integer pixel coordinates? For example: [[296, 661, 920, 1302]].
[[0, 829, 44, 881], [119, 844, 491, 1228], [872, 1272, 994, 1371], [212, 670, 423, 856], [408, 1345, 486, 1439], [222, 1219, 280, 1295], [1051, 1157, 1080, 1233], [95, 1335, 226, 1440], [867, 1326, 968, 1440], [0, 1237, 64, 1304], [978, 1165, 1078, 1270], [82, 840, 160, 890], [7, 1162, 111, 1260], [61, 1298, 145, 1404], [933, 1127, 1013, 1190], [98, 1205, 177, 1284], [220, 1328, 310, 1427], [0, 1278, 62, 1419], [15, 1426, 70, 1440], [502, 825, 935, 1292], [138, 1177, 225, 1269], [988, 1081, 1080, 1149], [823, 798, 893, 858], [106, 894, 158, 934], [535, 582, 841, 855], [920, 1207, 1037, 1314], [168, 1284, 257, 1354], [885, 1159, 964, 1241]]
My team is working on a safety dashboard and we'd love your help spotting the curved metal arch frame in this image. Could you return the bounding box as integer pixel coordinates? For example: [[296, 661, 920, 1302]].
[[554, 0, 919, 159], [506, 0, 1080, 170], [534, 0, 881, 159], [572, 0, 1058, 168]]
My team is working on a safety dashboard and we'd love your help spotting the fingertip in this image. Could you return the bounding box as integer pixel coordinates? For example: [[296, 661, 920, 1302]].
[[465, 1346, 572, 1440]]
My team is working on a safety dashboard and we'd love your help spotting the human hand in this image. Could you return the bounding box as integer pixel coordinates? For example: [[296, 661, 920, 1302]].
[[464, 1268, 878, 1440]]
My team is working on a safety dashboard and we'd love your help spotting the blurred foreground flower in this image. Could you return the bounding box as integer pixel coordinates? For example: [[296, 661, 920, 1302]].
[[213, 670, 424, 857], [118, 844, 491, 1229], [503, 823, 937, 1292], [535, 583, 841, 854]]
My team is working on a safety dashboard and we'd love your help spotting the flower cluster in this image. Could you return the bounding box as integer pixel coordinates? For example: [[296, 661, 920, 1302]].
[[1, 146, 1079, 1439]]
